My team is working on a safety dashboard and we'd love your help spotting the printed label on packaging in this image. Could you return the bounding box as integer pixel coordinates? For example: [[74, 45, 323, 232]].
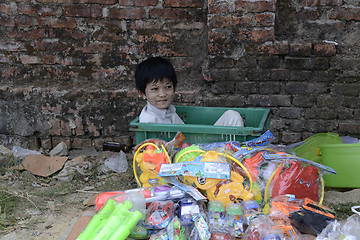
[[261, 153, 336, 174], [159, 161, 231, 180]]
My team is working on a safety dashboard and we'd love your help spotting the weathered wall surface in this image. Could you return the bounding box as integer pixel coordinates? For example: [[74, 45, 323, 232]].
[[0, 0, 359, 150]]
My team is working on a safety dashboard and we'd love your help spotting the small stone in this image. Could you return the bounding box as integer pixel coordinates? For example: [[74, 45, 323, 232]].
[[49, 142, 69, 156]]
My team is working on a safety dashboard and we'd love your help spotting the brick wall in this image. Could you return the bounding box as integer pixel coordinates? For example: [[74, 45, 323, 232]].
[[0, 0, 359, 150]]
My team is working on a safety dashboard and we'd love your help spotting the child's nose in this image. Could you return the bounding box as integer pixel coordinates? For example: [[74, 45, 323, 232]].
[[158, 88, 167, 96]]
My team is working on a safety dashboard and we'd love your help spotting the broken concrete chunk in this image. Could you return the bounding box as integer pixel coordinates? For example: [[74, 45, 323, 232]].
[[14, 155, 68, 177], [49, 142, 69, 157]]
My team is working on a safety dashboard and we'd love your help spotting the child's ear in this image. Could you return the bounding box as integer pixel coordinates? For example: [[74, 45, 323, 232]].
[[138, 90, 146, 100]]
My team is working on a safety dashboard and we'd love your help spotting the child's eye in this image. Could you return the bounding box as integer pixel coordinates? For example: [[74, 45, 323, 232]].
[[151, 87, 158, 91], [166, 85, 173, 89]]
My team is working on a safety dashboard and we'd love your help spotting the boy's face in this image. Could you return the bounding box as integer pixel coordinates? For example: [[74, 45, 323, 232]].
[[139, 78, 175, 109]]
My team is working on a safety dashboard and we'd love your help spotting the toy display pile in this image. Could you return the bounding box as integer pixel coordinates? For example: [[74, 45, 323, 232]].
[[77, 131, 340, 240]]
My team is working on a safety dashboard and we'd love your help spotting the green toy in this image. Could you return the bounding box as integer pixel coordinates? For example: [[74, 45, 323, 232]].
[[77, 199, 142, 240]]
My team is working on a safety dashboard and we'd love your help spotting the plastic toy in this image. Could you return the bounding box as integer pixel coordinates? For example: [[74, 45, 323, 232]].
[[289, 197, 335, 235], [167, 216, 186, 240], [178, 198, 200, 226], [226, 202, 244, 238], [95, 185, 188, 211], [183, 151, 254, 206], [271, 160, 320, 202], [174, 144, 203, 163], [208, 201, 227, 232], [76, 199, 142, 240], [191, 214, 211, 240], [210, 232, 232, 240], [145, 200, 175, 229], [133, 143, 170, 187]]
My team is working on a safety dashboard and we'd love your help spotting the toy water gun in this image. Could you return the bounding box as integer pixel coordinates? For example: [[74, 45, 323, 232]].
[[77, 199, 142, 240], [95, 185, 188, 211]]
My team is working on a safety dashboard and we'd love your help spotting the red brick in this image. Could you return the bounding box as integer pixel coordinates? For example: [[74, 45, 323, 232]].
[[72, 138, 92, 149], [80, 0, 117, 4], [102, 125, 115, 136], [63, 5, 102, 18], [208, 15, 252, 28], [0, 54, 10, 63], [1, 66, 22, 78], [150, 8, 190, 20], [0, 4, 12, 15], [252, 29, 274, 42], [328, 8, 360, 21], [208, 0, 230, 13], [18, 4, 57, 16], [313, 43, 337, 56], [254, 13, 275, 27], [0, 41, 26, 51], [38, 17, 77, 28], [14, 16, 38, 28], [60, 120, 72, 136], [118, 0, 158, 6], [75, 117, 85, 136], [41, 138, 52, 150], [319, 0, 343, 6], [237, 29, 274, 43], [164, 0, 203, 8], [137, 33, 172, 43], [130, 19, 163, 29], [7, 29, 46, 40], [76, 42, 113, 53], [87, 122, 100, 137], [49, 119, 61, 136], [300, 0, 319, 7], [235, 0, 276, 12], [108, 8, 145, 19], [37, 0, 57, 3], [18, 4, 38, 15], [39, 6, 58, 16], [257, 42, 289, 55], [289, 43, 312, 56], [0, 18, 15, 27], [53, 138, 71, 149], [42, 55, 58, 64], [19, 55, 41, 64]]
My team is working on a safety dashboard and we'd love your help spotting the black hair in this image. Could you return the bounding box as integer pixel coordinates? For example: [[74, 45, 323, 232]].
[[135, 56, 177, 94]]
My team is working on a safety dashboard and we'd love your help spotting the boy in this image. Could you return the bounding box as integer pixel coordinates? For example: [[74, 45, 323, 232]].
[[135, 56, 243, 126], [135, 56, 184, 124]]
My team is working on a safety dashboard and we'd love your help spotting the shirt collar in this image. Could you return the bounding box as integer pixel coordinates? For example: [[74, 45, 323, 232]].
[[146, 102, 176, 119]]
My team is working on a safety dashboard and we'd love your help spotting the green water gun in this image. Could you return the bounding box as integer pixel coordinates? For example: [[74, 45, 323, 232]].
[[77, 199, 142, 240]]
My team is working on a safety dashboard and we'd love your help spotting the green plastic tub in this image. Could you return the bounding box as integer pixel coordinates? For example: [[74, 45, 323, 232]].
[[292, 132, 342, 163], [319, 143, 360, 188], [129, 105, 270, 145]]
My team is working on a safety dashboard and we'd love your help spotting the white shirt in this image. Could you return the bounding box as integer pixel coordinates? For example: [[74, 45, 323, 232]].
[[139, 102, 185, 124]]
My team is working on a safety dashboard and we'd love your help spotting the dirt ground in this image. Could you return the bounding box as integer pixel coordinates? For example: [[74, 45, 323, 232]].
[[0, 149, 359, 240], [0, 150, 138, 240]]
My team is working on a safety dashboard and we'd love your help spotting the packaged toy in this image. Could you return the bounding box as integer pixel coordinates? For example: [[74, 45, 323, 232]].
[[145, 200, 175, 229], [241, 200, 260, 225], [289, 198, 335, 236], [226, 202, 244, 238], [167, 216, 186, 240], [133, 142, 170, 187], [178, 198, 200, 227], [178, 151, 253, 206], [207, 201, 227, 233], [271, 160, 320, 202], [191, 213, 211, 240]]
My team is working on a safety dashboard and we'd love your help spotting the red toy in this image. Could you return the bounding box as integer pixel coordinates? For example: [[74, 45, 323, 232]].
[[146, 200, 174, 229], [271, 161, 319, 202]]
